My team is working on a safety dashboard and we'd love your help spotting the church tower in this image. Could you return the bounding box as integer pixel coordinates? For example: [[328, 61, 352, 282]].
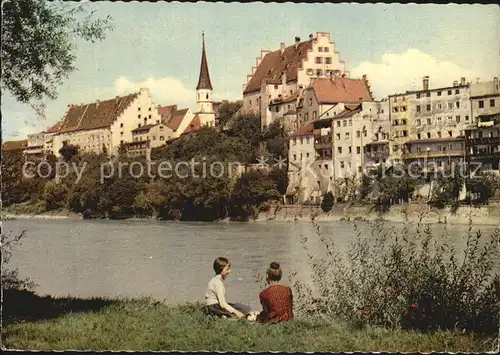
[[196, 32, 215, 127]]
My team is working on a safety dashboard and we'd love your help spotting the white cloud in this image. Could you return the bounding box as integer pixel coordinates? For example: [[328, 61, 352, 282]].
[[350, 49, 481, 99], [114, 76, 197, 110]]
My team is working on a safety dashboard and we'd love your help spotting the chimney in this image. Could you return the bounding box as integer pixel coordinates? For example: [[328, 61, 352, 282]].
[[453, 81, 458, 87], [362, 74, 367, 81], [280, 42, 285, 54], [294, 36, 300, 49], [309, 34, 313, 40], [96, 99, 100, 108], [423, 76, 429, 91], [460, 77, 466, 85]]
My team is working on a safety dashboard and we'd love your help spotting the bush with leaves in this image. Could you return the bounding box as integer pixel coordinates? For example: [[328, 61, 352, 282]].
[[321, 192, 334, 212], [1, 231, 35, 291], [290, 215, 500, 336]]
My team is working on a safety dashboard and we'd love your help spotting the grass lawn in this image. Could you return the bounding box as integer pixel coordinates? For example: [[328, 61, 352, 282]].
[[2, 291, 495, 352]]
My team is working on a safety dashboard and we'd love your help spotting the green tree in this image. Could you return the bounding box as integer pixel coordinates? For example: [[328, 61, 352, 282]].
[[217, 100, 243, 129], [41, 181, 69, 210], [59, 141, 79, 162], [1, 0, 112, 112]]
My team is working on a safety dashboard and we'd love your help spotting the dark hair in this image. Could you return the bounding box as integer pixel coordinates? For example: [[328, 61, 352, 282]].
[[213, 257, 230, 275], [266, 261, 282, 281]]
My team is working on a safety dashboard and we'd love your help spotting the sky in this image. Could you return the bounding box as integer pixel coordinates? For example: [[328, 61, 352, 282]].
[[2, 2, 499, 141]]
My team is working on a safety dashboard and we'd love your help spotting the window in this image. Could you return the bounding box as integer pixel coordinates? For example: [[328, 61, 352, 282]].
[[357, 146, 361, 154], [337, 121, 341, 127], [300, 137, 303, 144], [448, 131, 453, 137], [416, 105, 421, 113], [455, 101, 460, 109], [427, 132, 431, 138], [315, 57, 323, 64], [292, 138, 296, 145], [401, 106, 407, 111], [364, 130, 367, 137], [455, 89, 459, 94], [448, 102, 453, 109], [479, 100, 484, 108], [417, 133, 421, 139], [156, 120, 160, 124], [300, 153, 303, 160], [426, 92, 430, 97], [138, 123, 141, 127], [356, 130, 360, 138], [448, 90, 452, 95], [348, 120, 352, 127], [338, 147, 342, 154], [437, 131, 441, 138], [309, 98, 313, 106], [426, 104, 431, 111], [138, 114, 141, 118], [417, 93, 421, 99], [149, 107, 152, 111], [313, 111, 317, 119], [343, 120, 347, 127], [138, 108, 141, 111], [345, 132, 350, 140], [490, 99, 495, 107], [393, 145, 399, 152], [316, 69, 323, 76], [401, 119, 407, 125], [318, 47, 323, 52], [325, 57, 332, 64], [323, 47, 329, 52], [349, 146, 352, 154], [465, 115, 469, 121], [340, 161, 345, 169], [160, 136, 165, 141], [336, 133, 340, 139], [437, 91, 442, 96], [416, 119, 421, 125], [427, 118, 431, 124], [120, 131, 124, 136], [306, 137, 310, 144], [437, 103, 442, 110], [293, 154, 297, 160], [456, 115, 460, 123]]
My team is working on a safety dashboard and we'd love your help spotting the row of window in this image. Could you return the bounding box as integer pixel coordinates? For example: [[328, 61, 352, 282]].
[[416, 101, 462, 113], [415, 115, 469, 125], [317, 46, 330, 52], [133, 136, 165, 142], [478, 99, 496, 108], [306, 68, 339, 77], [138, 107, 153, 112], [416, 131, 455, 140], [412, 143, 464, 153], [315, 57, 333, 64], [415, 89, 461, 99]]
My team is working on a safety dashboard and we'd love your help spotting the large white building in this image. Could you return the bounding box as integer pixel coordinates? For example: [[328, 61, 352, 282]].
[[241, 31, 350, 129]]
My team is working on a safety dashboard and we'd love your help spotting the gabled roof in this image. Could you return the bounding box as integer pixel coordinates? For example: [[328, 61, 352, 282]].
[[312, 77, 373, 104], [243, 39, 314, 94], [196, 33, 213, 91], [182, 114, 201, 135], [45, 120, 63, 134], [58, 93, 139, 133], [158, 105, 178, 123], [165, 108, 189, 131], [2, 140, 28, 151], [290, 122, 314, 137]]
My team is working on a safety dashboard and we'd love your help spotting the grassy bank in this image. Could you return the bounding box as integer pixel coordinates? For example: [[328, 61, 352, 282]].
[[2, 290, 494, 352]]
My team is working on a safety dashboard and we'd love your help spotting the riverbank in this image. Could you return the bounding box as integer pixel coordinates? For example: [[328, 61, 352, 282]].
[[256, 202, 500, 226], [4, 202, 500, 225], [2, 290, 492, 352]]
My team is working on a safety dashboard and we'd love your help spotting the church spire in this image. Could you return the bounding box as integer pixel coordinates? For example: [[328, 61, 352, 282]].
[[196, 32, 213, 91]]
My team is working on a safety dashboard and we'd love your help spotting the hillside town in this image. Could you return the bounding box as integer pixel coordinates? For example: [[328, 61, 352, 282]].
[[3, 31, 500, 206]]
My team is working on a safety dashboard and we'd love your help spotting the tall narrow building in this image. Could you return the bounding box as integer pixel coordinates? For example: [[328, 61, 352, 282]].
[[195, 32, 215, 127]]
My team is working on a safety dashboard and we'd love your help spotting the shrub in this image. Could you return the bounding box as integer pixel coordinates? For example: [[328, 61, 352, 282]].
[[1, 230, 36, 291], [290, 215, 500, 335], [320, 192, 334, 213]]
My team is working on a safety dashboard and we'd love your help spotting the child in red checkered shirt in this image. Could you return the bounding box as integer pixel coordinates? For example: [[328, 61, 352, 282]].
[[256, 262, 294, 324]]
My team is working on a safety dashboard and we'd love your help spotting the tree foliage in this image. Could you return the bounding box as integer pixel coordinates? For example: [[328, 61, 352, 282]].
[[1, 0, 112, 110]]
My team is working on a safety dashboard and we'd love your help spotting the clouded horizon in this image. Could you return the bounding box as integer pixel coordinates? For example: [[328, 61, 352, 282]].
[[2, 2, 499, 141]]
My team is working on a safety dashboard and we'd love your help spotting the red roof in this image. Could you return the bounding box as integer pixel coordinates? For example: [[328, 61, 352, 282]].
[[312, 77, 373, 104], [243, 39, 314, 94], [45, 120, 63, 133], [165, 108, 189, 131], [58, 93, 138, 133], [158, 104, 178, 123], [2, 140, 28, 151], [290, 122, 314, 137], [182, 115, 201, 134]]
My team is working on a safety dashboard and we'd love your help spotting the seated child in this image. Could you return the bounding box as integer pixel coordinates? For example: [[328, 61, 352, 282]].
[[256, 262, 294, 324], [204, 257, 251, 318]]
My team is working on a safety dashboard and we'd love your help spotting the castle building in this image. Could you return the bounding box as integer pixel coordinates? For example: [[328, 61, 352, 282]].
[[241, 32, 349, 129]]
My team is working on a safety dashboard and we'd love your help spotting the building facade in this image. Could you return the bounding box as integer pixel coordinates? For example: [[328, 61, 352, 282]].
[[241, 32, 350, 129]]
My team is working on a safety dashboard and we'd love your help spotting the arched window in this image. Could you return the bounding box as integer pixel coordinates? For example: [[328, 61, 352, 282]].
[[206, 93, 209, 100]]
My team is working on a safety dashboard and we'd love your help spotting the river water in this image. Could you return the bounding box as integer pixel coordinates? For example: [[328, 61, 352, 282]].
[[3, 219, 498, 311]]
